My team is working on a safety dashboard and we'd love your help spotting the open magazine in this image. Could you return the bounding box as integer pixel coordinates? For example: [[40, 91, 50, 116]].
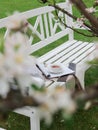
[[36, 62, 75, 78]]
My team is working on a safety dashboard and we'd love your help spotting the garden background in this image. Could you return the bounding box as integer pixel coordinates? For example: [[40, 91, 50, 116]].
[[0, 0, 98, 130]]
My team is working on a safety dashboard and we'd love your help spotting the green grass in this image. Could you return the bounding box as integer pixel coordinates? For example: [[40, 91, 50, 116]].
[[4, 105, 98, 130], [7, 112, 30, 130], [0, 0, 98, 130], [0, 0, 44, 18], [41, 106, 98, 130], [0, 0, 46, 42]]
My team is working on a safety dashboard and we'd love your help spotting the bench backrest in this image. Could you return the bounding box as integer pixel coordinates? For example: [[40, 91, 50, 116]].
[[0, 1, 74, 54], [28, 2, 74, 53]]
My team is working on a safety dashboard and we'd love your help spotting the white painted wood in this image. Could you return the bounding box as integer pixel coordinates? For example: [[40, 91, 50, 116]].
[[33, 15, 45, 40], [65, 0, 74, 40], [14, 107, 40, 130], [44, 41, 83, 64], [28, 28, 69, 53], [49, 12, 54, 36], [61, 43, 94, 64], [28, 23, 43, 41], [41, 42, 86, 63], [76, 67, 86, 89], [44, 13, 49, 38], [49, 12, 65, 35], [38, 40, 77, 62], [72, 45, 95, 64]]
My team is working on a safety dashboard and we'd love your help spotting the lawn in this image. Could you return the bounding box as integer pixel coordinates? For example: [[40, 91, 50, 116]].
[[0, 0, 98, 130], [0, 0, 43, 18]]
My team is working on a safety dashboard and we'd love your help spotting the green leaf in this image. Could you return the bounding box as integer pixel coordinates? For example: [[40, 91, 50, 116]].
[[31, 84, 45, 92]]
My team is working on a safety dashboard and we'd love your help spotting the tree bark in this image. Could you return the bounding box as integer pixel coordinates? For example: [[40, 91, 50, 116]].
[[70, 0, 98, 29]]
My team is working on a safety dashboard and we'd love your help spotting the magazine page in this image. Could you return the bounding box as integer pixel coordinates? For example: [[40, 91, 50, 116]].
[[36, 62, 74, 78]]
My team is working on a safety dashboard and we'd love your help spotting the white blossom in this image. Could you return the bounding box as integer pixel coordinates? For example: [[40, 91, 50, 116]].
[[73, 18, 85, 28], [30, 87, 76, 124], [6, 11, 28, 30], [85, 7, 96, 13], [0, 12, 37, 97]]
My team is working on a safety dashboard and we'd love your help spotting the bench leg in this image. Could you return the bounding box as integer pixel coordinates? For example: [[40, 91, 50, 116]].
[[69, 63, 85, 90], [76, 69, 86, 90], [69, 62, 90, 90], [14, 107, 40, 130], [30, 108, 40, 130]]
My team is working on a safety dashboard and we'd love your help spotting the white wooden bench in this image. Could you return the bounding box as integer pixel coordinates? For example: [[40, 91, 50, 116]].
[[0, 1, 97, 130], [1, 2, 97, 90], [15, 2, 97, 130], [26, 2, 96, 90]]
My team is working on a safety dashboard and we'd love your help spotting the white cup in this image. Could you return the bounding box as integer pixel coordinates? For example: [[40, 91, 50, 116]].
[[47, 63, 63, 73]]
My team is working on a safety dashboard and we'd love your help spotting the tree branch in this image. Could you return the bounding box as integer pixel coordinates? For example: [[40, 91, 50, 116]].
[[70, 0, 98, 29], [49, 3, 98, 36], [54, 9, 96, 37]]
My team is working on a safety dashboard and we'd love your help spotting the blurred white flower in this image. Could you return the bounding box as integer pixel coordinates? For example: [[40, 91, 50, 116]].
[[0, 11, 37, 98], [0, 78, 10, 98], [5, 32, 29, 47], [73, 18, 86, 28], [6, 11, 28, 30], [84, 101, 92, 110], [85, 7, 96, 13], [30, 87, 76, 124]]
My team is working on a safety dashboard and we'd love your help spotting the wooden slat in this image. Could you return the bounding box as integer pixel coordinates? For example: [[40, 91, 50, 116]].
[[52, 41, 90, 63], [72, 45, 95, 64], [39, 41, 95, 69], [49, 12, 54, 36], [41, 41, 86, 63], [45, 41, 83, 64], [62, 42, 94, 64], [38, 40, 77, 62], [44, 13, 49, 38], [33, 15, 45, 40], [49, 12, 65, 35], [29, 28, 69, 53], [40, 15, 45, 39]]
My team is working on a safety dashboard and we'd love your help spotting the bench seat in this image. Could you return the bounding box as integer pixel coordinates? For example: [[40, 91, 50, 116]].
[[38, 40, 95, 65], [38, 40, 96, 89]]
